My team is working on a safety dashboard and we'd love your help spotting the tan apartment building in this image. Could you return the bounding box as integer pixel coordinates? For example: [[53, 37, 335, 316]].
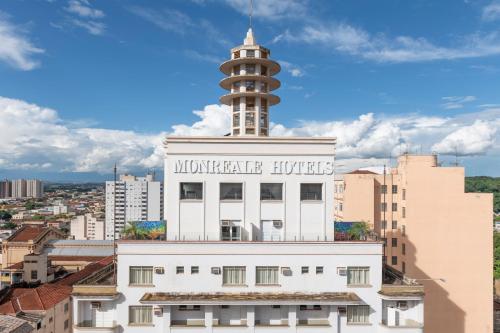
[[335, 154, 493, 333]]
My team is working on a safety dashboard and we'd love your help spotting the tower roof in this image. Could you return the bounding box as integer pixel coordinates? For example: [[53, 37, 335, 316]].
[[244, 28, 256, 46]]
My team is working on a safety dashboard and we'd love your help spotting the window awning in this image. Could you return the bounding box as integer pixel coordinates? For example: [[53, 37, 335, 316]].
[[140, 292, 364, 306]]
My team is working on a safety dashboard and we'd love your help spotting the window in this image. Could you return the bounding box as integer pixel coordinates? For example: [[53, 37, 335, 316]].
[[245, 111, 255, 127], [260, 82, 268, 92], [382, 237, 387, 247], [31, 270, 38, 280], [347, 267, 370, 285], [316, 266, 324, 274], [300, 305, 322, 311], [381, 220, 387, 229], [347, 306, 369, 324], [64, 319, 69, 330], [300, 183, 322, 200], [261, 65, 267, 74], [129, 266, 153, 285], [382, 256, 387, 264], [339, 202, 343, 211], [259, 112, 268, 129], [246, 64, 255, 74], [221, 221, 241, 241], [261, 51, 268, 59], [381, 203, 387, 212], [246, 50, 255, 57], [233, 112, 240, 127], [301, 266, 309, 274], [256, 266, 279, 285], [233, 97, 240, 111], [233, 65, 240, 75], [246, 97, 255, 110], [64, 302, 69, 313], [179, 305, 200, 311], [176, 266, 184, 274], [191, 266, 199, 274], [180, 183, 203, 200], [392, 185, 398, 194], [381, 185, 387, 194], [260, 183, 283, 200], [392, 238, 397, 247], [220, 183, 243, 200], [223, 266, 246, 285], [233, 50, 240, 59], [402, 189, 406, 200], [272, 305, 280, 309], [245, 80, 255, 92], [402, 225, 406, 236], [392, 256, 398, 265], [392, 220, 397, 230], [402, 262, 406, 274], [392, 203, 398, 212], [402, 243, 406, 255], [49, 317, 53, 323], [129, 306, 153, 325], [402, 207, 406, 218]]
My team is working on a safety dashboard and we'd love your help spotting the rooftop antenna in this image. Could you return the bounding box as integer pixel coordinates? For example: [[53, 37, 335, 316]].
[[249, 0, 253, 29], [113, 163, 117, 284]]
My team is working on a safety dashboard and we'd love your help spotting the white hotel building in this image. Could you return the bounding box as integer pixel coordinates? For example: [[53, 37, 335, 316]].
[[72, 29, 424, 333]]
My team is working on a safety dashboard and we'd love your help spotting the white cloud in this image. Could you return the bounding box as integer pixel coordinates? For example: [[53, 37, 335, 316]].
[[0, 96, 498, 174], [482, 2, 500, 21], [127, 6, 194, 34], [65, 0, 105, 19], [184, 50, 223, 64], [431, 120, 498, 155], [221, 0, 308, 20], [0, 11, 44, 70], [71, 19, 105, 35], [441, 95, 476, 109], [274, 23, 500, 63], [278, 60, 305, 77]]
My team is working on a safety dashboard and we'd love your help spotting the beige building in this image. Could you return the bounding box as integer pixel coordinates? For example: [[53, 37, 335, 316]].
[[335, 154, 493, 333], [71, 214, 105, 240]]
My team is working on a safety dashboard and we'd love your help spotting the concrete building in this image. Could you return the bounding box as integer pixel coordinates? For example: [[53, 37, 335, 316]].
[[105, 174, 163, 240], [72, 28, 425, 333], [0, 179, 12, 199], [11, 180, 27, 199], [334, 154, 493, 333], [53, 205, 68, 216], [26, 180, 43, 199], [71, 214, 105, 240]]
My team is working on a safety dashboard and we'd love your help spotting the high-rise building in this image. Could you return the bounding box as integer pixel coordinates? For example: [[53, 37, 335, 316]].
[[0, 179, 11, 198], [334, 154, 493, 333], [11, 179, 27, 198], [71, 213, 105, 240], [26, 179, 44, 198], [72, 28, 425, 333], [105, 173, 163, 240]]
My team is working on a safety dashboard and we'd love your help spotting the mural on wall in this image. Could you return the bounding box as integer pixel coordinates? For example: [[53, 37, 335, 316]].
[[334, 221, 369, 241], [122, 220, 166, 240]]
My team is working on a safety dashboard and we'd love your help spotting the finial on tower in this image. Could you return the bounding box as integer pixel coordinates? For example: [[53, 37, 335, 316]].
[[244, 28, 256, 45], [249, 0, 253, 29]]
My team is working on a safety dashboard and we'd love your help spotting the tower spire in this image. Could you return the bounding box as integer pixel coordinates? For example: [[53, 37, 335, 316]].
[[249, 0, 253, 29], [219, 28, 281, 137]]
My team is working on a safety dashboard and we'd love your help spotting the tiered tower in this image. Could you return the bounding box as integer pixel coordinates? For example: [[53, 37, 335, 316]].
[[219, 28, 281, 136]]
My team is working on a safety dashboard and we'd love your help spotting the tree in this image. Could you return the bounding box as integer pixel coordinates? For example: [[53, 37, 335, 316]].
[[2, 221, 17, 230], [0, 210, 12, 221], [347, 222, 370, 240]]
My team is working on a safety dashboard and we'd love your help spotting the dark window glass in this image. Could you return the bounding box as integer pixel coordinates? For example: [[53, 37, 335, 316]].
[[392, 203, 398, 212], [392, 185, 398, 194], [381, 185, 387, 194], [260, 183, 283, 200], [31, 270, 37, 280], [246, 50, 255, 57], [180, 183, 203, 200], [392, 238, 397, 247], [220, 183, 243, 200], [246, 64, 255, 74], [392, 220, 397, 230], [392, 256, 398, 265], [300, 183, 322, 200]]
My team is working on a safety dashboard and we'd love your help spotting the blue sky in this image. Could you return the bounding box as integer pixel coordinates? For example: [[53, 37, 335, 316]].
[[0, 0, 499, 180]]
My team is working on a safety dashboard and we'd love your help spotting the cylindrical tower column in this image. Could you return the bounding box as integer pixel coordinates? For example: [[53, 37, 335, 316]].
[[219, 28, 281, 136]]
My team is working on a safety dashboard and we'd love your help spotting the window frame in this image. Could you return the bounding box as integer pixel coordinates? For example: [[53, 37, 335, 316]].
[[129, 266, 153, 286], [220, 183, 243, 201], [176, 266, 184, 274], [128, 306, 153, 326], [300, 183, 323, 201], [316, 266, 324, 274], [222, 266, 246, 286], [255, 266, 279, 285], [347, 266, 370, 286], [347, 305, 370, 324], [191, 266, 199, 274], [180, 182, 203, 200], [301, 266, 309, 274], [260, 183, 283, 201]]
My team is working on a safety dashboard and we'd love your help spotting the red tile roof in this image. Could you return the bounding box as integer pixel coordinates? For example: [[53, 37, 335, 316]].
[[7, 226, 47, 242], [4, 262, 23, 270], [48, 255, 106, 262], [0, 256, 113, 314], [347, 170, 378, 175]]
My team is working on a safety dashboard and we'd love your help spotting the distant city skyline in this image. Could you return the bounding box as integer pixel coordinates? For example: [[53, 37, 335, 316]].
[[0, 0, 499, 179]]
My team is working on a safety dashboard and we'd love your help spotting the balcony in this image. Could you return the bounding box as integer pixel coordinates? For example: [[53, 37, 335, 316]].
[[74, 320, 119, 333]]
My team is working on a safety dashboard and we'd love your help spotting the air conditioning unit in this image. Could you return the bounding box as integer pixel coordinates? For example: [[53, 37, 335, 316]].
[[273, 220, 283, 228], [397, 301, 408, 310], [211, 267, 221, 275], [337, 267, 347, 276], [154, 267, 165, 274], [90, 302, 101, 310], [154, 306, 163, 316], [221, 221, 231, 227], [281, 267, 292, 276], [338, 306, 347, 314]]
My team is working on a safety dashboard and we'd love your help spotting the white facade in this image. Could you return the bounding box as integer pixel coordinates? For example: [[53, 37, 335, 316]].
[[26, 179, 44, 198], [11, 179, 27, 198], [72, 28, 423, 333], [53, 204, 68, 215], [71, 213, 105, 240], [105, 174, 163, 240]]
